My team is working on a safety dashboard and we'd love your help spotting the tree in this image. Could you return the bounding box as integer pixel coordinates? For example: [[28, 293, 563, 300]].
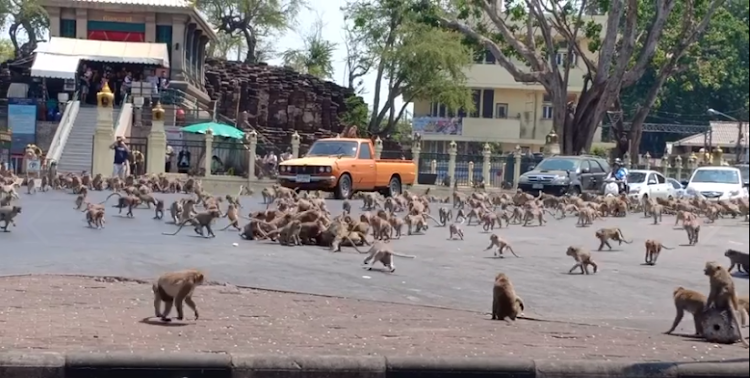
[[427, 0, 726, 155], [0, 0, 48, 57], [0, 38, 14, 63], [207, 32, 246, 59], [195, 0, 306, 63], [343, 0, 474, 136], [281, 16, 337, 79], [341, 23, 372, 94]]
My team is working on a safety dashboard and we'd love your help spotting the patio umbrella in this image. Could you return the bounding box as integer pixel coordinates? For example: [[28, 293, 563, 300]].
[[181, 122, 245, 139]]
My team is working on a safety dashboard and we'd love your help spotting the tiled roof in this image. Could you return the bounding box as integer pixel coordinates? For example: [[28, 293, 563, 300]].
[[674, 121, 748, 147], [71, 0, 191, 7]]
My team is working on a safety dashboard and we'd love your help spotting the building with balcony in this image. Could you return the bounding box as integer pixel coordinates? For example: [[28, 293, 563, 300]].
[[413, 16, 606, 155], [38, 0, 217, 101]]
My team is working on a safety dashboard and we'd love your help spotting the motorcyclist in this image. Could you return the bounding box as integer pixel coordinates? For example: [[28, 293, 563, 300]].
[[606, 158, 629, 193]]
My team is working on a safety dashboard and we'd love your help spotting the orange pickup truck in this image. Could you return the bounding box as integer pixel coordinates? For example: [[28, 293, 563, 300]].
[[277, 137, 416, 199]]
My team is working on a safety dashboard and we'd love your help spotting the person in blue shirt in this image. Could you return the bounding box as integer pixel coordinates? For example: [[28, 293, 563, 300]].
[[607, 158, 629, 193], [110, 137, 130, 179]]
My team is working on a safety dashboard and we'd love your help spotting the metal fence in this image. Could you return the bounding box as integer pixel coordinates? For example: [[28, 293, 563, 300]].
[[127, 137, 148, 176], [212, 139, 246, 177], [381, 149, 413, 160], [167, 138, 206, 175]]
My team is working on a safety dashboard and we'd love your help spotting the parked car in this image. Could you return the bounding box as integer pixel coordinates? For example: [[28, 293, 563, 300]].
[[277, 137, 416, 199], [683, 166, 748, 201], [667, 178, 686, 198], [734, 164, 749, 189], [626, 169, 676, 202], [517, 155, 610, 196]]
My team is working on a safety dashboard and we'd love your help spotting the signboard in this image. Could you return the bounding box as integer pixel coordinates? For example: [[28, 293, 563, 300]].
[[412, 117, 463, 136], [8, 98, 37, 154]]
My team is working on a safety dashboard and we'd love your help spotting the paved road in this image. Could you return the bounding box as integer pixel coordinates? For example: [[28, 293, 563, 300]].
[[3, 190, 748, 333]]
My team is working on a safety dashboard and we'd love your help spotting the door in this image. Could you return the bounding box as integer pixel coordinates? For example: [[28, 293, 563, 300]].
[[645, 172, 657, 197], [654, 173, 669, 198], [353, 142, 376, 190], [587, 159, 606, 192], [579, 160, 592, 191]]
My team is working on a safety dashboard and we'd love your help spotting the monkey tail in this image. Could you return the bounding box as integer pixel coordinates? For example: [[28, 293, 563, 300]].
[[162, 218, 193, 235], [662, 245, 674, 250], [343, 236, 369, 253], [425, 214, 442, 225], [617, 229, 632, 243], [100, 192, 121, 204], [392, 252, 417, 259]]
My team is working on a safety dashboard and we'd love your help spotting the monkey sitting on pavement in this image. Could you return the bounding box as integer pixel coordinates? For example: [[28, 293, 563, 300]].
[[492, 273, 525, 322], [152, 269, 205, 322], [703, 261, 749, 347]]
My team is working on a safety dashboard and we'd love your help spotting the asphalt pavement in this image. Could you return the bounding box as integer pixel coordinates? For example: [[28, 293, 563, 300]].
[[2, 189, 748, 333]]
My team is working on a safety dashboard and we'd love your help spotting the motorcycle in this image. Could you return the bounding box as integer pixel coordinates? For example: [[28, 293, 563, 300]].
[[603, 177, 628, 196]]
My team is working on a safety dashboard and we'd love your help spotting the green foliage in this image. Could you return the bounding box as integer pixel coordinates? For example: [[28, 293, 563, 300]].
[[281, 17, 337, 79], [590, 146, 609, 158], [207, 32, 245, 59], [0, 38, 13, 63], [341, 95, 370, 136], [343, 0, 474, 134], [0, 0, 48, 57], [194, 0, 307, 63]]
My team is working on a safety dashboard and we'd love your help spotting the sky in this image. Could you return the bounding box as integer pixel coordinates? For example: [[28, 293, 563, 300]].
[[265, 0, 408, 116]]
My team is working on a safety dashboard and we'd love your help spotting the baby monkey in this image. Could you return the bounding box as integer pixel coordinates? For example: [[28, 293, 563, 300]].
[[152, 269, 204, 322]]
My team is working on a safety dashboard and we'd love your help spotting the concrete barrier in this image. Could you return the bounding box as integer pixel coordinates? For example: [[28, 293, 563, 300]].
[[0, 352, 746, 378]]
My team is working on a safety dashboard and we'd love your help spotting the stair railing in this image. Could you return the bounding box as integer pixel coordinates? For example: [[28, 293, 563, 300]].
[[114, 93, 133, 139], [47, 91, 81, 164]]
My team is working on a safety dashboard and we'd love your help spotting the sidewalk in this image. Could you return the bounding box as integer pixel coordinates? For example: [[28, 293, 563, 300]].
[[0, 275, 744, 361]]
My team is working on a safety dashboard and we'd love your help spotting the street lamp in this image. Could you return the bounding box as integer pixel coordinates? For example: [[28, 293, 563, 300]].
[[707, 108, 744, 162]]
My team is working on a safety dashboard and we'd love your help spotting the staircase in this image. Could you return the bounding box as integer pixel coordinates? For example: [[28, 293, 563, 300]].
[[57, 105, 121, 173]]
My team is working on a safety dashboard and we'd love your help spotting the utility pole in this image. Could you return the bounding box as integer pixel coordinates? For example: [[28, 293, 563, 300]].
[[708, 108, 743, 162]]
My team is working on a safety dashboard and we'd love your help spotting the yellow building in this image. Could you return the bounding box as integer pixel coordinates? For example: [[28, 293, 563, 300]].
[[413, 16, 606, 155]]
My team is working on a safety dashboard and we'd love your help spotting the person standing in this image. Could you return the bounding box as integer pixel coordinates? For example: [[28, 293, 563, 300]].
[[165, 145, 174, 172], [110, 137, 130, 179]]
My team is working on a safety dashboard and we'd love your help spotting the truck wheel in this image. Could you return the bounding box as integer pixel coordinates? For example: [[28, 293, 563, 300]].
[[388, 175, 402, 197], [334, 174, 352, 200], [567, 185, 581, 196]]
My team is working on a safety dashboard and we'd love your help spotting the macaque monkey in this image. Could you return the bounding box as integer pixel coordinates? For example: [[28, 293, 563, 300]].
[[595, 228, 631, 251], [703, 261, 749, 347], [162, 210, 222, 238], [725, 249, 749, 274], [153, 199, 165, 220], [0, 205, 22, 231], [484, 234, 519, 257], [350, 241, 416, 273], [664, 286, 707, 336], [492, 273, 525, 322], [566, 246, 598, 274], [152, 269, 204, 322], [644, 239, 673, 265], [448, 222, 464, 240]]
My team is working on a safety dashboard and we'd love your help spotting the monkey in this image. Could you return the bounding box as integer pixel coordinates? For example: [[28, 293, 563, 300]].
[[566, 246, 598, 274], [152, 269, 205, 322], [368, 216, 392, 241], [595, 228, 631, 251], [522, 207, 547, 227], [102, 192, 140, 217], [0, 185, 19, 200], [480, 212, 498, 231], [403, 214, 428, 235], [225, 194, 242, 208], [261, 187, 275, 204], [448, 222, 464, 240], [153, 199, 165, 220], [576, 207, 596, 227], [644, 239, 674, 265], [259, 219, 303, 246], [484, 234, 519, 258], [438, 207, 452, 226], [491, 273, 525, 322], [219, 204, 243, 231], [180, 199, 198, 223], [349, 241, 416, 272], [298, 221, 326, 244], [724, 249, 749, 274], [168, 200, 183, 224], [388, 216, 404, 239], [664, 287, 707, 336], [674, 210, 696, 227], [651, 204, 664, 225], [740, 296, 749, 327], [86, 208, 105, 229], [703, 261, 749, 347], [74, 194, 86, 210], [0, 205, 22, 231], [238, 184, 254, 197], [0, 195, 11, 207], [162, 209, 222, 238], [342, 200, 351, 214], [683, 217, 701, 246]]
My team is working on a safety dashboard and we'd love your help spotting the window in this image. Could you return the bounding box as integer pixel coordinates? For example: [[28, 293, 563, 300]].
[[429, 102, 448, 117], [647, 173, 657, 183], [628, 172, 647, 183], [358, 143, 372, 159], [542, 103, 553, 119], [307, 141, 358, 157], [555, 52, 578, 67], [495, 103, 508, 118], [580, 160, 590, 172], [655, 173, 666, 184], [669, 179, 682, 190], [536, 158, 579, 171], [481, 90, 494, 118], [587, 160, 604, 173], [60, 19, 76, 38], [484, 49, 496, 64], [470, 90, 481, 118]]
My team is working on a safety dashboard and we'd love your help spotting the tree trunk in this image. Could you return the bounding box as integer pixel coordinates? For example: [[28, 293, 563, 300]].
[[627, 65, 672, 165], [243, 30, 257, 64], [8, 22, 20, 57]]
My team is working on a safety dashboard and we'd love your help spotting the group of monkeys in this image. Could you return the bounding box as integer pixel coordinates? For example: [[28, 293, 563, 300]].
[[3, 169, 749, 347]]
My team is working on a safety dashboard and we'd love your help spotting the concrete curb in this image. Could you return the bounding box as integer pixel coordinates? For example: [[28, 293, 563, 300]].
[[0, 352, 746, 378]]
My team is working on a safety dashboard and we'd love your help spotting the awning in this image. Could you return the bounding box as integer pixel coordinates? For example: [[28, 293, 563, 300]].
[[31, 53, 81, 80], [34, 37, 170, 67]]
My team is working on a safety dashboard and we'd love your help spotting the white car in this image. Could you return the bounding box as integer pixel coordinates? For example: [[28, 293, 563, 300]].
[[626, 169, 676, 201], [667, 178, 687, 198], [684, 166, 748, 201]]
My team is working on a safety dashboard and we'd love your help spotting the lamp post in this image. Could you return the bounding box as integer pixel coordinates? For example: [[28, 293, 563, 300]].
[[708, 108, 745, 163]]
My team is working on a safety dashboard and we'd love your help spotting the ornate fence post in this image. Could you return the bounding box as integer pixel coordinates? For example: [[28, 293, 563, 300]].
[[430, 160, 437, 174], [623, 152, 632, 169], [247, 130, 258, 180], [448, 141, 457, 187], [482, 143, 491, 187], [374, 137, 383, 159], [675, 155, 683, 181], [644, 152, 651, 170], [513, 145, 522, 190], [467, 161, 474, 186], [411, 139, 421, 180], [146, 102, 166, 174], [203, 129, 214, 177], [661, 154, 669, 176], [92, 82, 115, 176], [291, 131, 300, 158]]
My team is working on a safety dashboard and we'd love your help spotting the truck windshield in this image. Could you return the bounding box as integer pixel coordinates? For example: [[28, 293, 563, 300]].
[[307, 141, 358, 157]]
